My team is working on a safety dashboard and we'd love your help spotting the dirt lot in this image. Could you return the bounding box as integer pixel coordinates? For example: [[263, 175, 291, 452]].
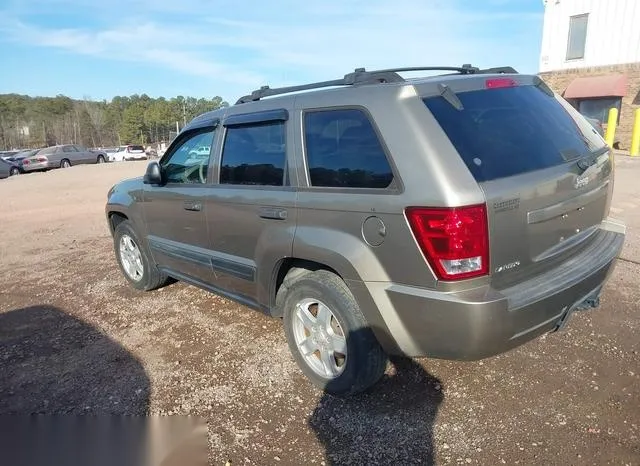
[[1, 159, 639, 465]]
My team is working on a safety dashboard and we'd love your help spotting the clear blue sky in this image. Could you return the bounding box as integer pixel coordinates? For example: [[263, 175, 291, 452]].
[[0, 0, 544, 103]]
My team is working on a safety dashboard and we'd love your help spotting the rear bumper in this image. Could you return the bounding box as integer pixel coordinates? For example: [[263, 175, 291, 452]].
[[363, 224, 625, 360], [22, 162, 48, 171]]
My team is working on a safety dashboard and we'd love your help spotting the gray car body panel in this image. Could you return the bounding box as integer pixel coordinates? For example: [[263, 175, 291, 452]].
[[105, 70, 626, 360]]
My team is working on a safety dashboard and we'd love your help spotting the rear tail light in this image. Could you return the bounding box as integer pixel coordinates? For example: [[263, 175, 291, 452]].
[[22, 159, 30, 164], [405, 204, 489, 281], [485, 78, 518, 89], [37, 157, 47, 162]]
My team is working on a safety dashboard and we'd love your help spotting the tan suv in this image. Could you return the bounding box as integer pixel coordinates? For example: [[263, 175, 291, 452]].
[[106, 65, 625, 395]]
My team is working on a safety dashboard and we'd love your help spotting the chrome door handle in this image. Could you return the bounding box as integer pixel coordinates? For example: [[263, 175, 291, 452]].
[[258, 207, 287, 220]]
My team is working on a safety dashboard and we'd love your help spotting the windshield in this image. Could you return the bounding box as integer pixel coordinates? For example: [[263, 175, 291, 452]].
[[423, 84, 606, 182]]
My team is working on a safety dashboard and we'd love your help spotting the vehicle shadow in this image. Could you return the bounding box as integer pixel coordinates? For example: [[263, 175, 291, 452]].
[[0, 305, 209, 466], [0, 304, 150, 415], [309, 329, 444, 466]]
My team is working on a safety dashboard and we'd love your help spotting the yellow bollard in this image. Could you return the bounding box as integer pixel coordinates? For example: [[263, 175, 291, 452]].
[[631, 108, 640, 157], [605, 107, 618, 147]]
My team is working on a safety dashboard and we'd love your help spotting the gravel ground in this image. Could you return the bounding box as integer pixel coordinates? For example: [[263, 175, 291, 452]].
[[0, 160, 638, 465]]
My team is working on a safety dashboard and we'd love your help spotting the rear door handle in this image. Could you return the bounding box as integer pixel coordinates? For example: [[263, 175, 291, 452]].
[[183, 201, 202, 212], [258, 207, 287, 220]]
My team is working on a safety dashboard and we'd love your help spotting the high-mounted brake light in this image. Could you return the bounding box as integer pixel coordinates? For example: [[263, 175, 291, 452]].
[[405, 205, 489, 281], [485, 78, 518, 89]]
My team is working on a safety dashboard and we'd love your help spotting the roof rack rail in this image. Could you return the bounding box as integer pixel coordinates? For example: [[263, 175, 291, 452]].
[[235, 64, 518, 104]]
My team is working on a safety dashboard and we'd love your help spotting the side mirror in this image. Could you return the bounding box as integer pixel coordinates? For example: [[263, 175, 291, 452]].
[[143, 161, 163, 185]]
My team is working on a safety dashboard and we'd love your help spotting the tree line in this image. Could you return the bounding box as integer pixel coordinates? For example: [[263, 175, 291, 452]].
[[0, 93, 229, 150]]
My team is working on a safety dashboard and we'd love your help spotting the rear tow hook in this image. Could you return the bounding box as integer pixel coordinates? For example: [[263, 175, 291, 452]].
[[553, 294, 601, 332]]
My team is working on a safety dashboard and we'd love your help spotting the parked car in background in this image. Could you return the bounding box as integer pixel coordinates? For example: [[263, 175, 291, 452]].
[[0, 157, 22, 178], [115, 145, 148, 161], [4, 149, 39, 164], [107, 147, 124, 162], [21, 144, 108, 172], [0, 150, 19, 161], [188, 145, 211, 157], [20, 149, 50, 172]]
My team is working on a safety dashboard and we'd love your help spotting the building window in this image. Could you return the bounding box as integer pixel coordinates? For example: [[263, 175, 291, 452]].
[[576, 97, 622, 124], [566, 14, 588, 60]]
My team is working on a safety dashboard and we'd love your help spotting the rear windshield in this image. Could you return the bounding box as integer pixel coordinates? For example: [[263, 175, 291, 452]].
[[128, 145, 144, 151], [423, 85, 605, 182]]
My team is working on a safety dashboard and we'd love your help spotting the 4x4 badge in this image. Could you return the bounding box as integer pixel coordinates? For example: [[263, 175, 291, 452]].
[[574, 173, 590, 189], [495, 261, 520, 273]]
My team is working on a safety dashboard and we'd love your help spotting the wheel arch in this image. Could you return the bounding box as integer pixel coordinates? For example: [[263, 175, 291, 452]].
[[271, 258, 342, 313], [107, 211, 129, 235], [269, 255, 401, 355]]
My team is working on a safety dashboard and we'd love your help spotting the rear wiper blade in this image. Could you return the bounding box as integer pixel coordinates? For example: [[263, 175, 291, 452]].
[[437, 83, 464, 111], [577, 157, 596, 172], [577, 149, 607, 174]]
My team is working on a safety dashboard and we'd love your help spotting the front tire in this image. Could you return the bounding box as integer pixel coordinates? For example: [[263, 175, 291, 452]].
[[113, 220, 170, 291], [97, 155, 105, 164], [9, 167, 19, 176], [282, 269, 387, 396]]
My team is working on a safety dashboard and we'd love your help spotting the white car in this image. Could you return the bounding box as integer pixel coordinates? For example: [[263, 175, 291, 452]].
[[188, 145, 211, 157], [111, 145, 148, 162]]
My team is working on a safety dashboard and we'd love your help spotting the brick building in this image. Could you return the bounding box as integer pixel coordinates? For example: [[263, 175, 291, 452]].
[[538, 0, 640, 149]]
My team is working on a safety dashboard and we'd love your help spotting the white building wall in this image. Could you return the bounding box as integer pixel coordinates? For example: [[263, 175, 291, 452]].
[[539, 0, 640, 72]]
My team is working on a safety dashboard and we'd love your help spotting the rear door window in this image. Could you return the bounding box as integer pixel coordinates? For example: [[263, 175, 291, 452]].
[[220, 121, 286, 186], [423, 84, 605, 182], [303, 109, 393, 188]]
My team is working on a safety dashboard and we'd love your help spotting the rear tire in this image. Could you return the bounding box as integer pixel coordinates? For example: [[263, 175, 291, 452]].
[[113, 220, 171, 291], [97, 155, 105, 164], [282, 269, 388, 396], [60, 159, 71, 168]]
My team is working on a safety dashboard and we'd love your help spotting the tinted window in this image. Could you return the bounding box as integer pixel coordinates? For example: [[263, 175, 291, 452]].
[[161, 128, 215, 184], [423, 85, 605, 183], [567, 14, 588, 60], [62, 146, 77, 153], [220, 121, 285, 186], [129, 145, 145, 151], [303, 109, 393, 188]]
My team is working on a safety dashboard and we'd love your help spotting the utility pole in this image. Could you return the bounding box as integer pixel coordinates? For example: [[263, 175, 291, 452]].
[[182, 101, 187, 127]]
